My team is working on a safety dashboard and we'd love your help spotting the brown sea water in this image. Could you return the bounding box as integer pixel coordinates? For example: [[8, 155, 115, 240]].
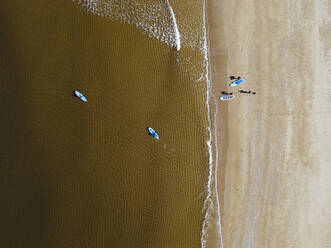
[[0, 0, 212, 247]]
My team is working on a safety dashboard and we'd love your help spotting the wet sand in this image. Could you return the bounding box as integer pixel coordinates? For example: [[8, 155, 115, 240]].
[[207, 0, 331, 247], [0, 1, 209, 247]]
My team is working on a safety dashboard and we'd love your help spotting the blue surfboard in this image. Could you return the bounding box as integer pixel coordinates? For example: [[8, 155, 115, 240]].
[[229, 78, 245, 87]]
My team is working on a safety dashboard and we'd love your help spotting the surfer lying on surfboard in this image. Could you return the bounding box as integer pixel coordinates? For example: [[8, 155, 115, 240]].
[[73, 90, 87, 102], [239, 90, 256, 95], [147, 127, 159, 140]]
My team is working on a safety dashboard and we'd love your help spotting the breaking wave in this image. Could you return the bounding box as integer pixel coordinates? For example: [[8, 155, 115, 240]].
[[72, 0, 183, 50]]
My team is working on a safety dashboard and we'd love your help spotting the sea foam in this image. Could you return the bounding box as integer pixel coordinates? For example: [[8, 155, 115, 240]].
[[200, 1, 224, 247], [72, 0, 181, 50], [165, 0, 180, 50], [72, 0, 207, 82]]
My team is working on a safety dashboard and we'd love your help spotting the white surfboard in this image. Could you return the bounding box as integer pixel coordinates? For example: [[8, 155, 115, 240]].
[[219, 95, 235, 101]]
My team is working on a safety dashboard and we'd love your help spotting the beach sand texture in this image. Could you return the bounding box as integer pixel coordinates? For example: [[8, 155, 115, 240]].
[[0, 1, 210, 247], [208, 0, 331, 247]]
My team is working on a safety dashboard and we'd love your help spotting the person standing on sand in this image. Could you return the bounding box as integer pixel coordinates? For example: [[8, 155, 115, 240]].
[[229, 76, 241, 80]]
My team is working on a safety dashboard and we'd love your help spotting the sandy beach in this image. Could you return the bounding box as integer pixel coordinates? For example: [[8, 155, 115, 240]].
[[207, 0, 331, 247]]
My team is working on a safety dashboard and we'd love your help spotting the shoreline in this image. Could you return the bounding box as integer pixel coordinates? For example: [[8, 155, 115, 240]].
[[203, 0, 228, 247]]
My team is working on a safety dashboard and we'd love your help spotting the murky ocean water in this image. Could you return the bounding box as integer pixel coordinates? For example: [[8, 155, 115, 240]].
[[0, 1, 218, 247]]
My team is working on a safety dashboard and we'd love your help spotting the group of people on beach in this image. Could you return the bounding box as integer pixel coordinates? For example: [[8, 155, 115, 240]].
[[220, 75, 256, 98]]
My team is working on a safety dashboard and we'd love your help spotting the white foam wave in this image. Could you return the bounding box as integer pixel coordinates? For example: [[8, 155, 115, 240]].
[[72, 0, 207, 82], [213, 97, 224, 248], [165, 0, 180, 51], [72, 0, 182, 50]]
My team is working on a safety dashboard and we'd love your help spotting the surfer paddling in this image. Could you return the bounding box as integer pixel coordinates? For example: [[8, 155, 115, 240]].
[[147, 127, 159, 140], [73, 90, 87, 102]]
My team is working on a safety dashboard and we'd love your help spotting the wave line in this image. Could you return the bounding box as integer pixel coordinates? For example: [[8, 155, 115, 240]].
[[200, 0, 224, 247], [166, 0, 181, 51]]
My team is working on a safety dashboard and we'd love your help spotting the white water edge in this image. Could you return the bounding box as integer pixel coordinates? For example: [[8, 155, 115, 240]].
[[201, 0, 223, 247]]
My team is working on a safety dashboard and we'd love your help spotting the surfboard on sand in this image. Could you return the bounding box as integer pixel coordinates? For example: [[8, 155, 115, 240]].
[[219, 95, 235, 101], [229, 78, 245, 87]]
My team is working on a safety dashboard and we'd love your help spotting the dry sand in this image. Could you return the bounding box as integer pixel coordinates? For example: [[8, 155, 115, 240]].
[[207, 0, 331, 247]]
